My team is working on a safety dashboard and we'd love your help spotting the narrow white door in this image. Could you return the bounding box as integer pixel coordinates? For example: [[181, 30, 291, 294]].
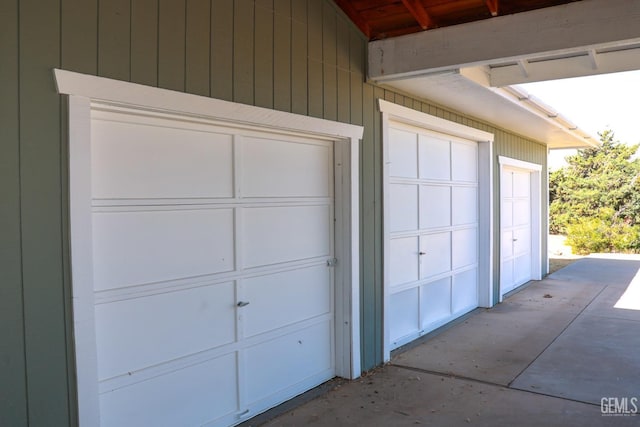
[[387, 125, 479, 350], [88, 109, 336, 427], [501, 167, 533, 296]]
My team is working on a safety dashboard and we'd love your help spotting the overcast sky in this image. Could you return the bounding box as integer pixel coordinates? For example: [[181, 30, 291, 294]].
[[519, 70, 640, 169]]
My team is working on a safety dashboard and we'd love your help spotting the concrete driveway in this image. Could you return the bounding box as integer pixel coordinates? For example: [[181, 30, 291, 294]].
[[250, 255, 640, 426]]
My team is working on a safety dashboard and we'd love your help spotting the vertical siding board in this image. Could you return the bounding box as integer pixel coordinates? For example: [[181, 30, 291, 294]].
[[348, 27, 364, 77], [158, 0, 186, 91], [98, 0, 131, 80], [131, 0, 158, 86], [307, 0, 323, 118], [211, 0, 233, 101], [322, 3, 337, 121], [61, 0, 98, 74], [254, 0, 274, 108], [336, 16, 350, 71], [348, 28, 364, 126], [19, 0, 71, 425], [360, 82, 376, 369], [186, 0, 211, 96], [0, 1, 27, 424], [233, 0, 255, 105], [290, 0, 307, 114], [337, 69, 350, 123], [273, 0, 292, 112]]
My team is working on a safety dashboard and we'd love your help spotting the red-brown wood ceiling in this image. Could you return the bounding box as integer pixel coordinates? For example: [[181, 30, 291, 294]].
[[335, 0, 580, 40]]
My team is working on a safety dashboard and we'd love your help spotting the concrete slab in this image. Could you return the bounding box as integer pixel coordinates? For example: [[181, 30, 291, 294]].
[[498, 278, 604, 314], [511, 314, 640, 405], [262, 366, 624, 427], [582, 285, 640, 322], [391, 306, 576, 386], [550, 256, 640, 289]]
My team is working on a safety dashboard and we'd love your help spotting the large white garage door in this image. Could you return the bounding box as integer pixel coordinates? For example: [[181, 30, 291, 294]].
[[501, 167, 533, 295], [387, 124, 479, 350], [89, 109, 335, 426]]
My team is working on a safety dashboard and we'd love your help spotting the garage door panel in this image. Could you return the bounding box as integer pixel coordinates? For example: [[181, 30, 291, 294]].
[[502, 200, 514, 228], [390, 288, 419, 343], [95, 282, 236, 380], [514, 255, 532, 284], [502, 231, 514, 258], [100, 352, 238, 427], [420, 233, 451, 278], [390, 237, 419, 287], [420, 185, 450, 229], [245, 321, 332, 404], [513, 228, 531, 255], [452, 228, 477, 270], [389, 128, 418, 178], [243, 266, 331, 338], [93, 209, 235, 291], [452, 186, 477, 226], [513, 199, 531, 225], [242, 137, 331, 198], [92, 120, 234, 199], [390, 184, 418, 232], [243, 205, 330, 268], [451, 142, 477, 182], [420, 278, 451, 328], [513, 172, 531, 197], [419, 134, 450, 181], [452, 268, 478, 313]]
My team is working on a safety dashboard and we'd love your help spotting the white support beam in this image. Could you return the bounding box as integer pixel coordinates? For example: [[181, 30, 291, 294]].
[[369, 0, 640, 82], [489, 46, 640, 86]]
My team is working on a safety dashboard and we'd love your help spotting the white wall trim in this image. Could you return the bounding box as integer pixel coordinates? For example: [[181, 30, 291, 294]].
[[379, 99, 494, 143], [498, 156, 542, 172], [498, 156, 543, 301], [54, 69, 363, 141], [57, 70, 363, 425], [380, 100, 494, 362]]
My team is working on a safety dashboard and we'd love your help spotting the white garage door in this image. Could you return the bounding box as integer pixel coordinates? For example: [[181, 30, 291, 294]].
[[501, 167, 532, 295], [89, 109, 335, 426], [387, 124, 479, 350]]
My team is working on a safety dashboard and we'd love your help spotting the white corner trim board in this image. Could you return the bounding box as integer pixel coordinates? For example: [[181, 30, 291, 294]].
[[56, 69, 363, 427]]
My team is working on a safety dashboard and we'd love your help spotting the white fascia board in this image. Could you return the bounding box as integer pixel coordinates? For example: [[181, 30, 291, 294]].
[[54, 69, 364, 141], [378, 99, 494, 143], [369, 0, 640, 81]]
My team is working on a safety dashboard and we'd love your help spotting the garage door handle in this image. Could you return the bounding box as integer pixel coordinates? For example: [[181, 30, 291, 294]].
[[419, 252, 426, 256], [237, 301, 250, 307]]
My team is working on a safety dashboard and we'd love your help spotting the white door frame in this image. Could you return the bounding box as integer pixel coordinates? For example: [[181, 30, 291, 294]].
[[379, 99, 494, 362], [54, 69, 363, 426], [498, 156, 543, 301]]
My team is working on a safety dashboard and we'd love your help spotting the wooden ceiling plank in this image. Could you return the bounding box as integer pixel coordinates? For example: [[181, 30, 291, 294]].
[[485, 0, 499, 17], [334, 0, 371, 38], [401, 0, 434, 30]]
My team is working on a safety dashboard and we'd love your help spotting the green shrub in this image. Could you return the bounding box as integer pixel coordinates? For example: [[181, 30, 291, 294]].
[[566, 208, 640, 254]]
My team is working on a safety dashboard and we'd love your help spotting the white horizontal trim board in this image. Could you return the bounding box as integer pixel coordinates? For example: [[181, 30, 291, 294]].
[[380, 100, 494, 361], [57, 69, 362, 427], [55, 69, 363, 141]]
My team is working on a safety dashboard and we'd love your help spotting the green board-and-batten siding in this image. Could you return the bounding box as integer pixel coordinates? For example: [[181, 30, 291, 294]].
[[1, 1, 547, 425]]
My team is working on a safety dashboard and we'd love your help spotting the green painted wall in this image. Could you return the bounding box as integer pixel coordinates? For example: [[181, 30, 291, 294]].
[[1, 1, 547, 425]]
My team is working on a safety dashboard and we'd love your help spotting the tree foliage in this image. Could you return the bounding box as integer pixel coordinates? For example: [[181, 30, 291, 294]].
[[549, 130, 640, 254]]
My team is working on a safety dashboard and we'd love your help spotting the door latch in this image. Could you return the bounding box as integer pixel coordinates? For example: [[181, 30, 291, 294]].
[[326, 258, 338, 267]]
